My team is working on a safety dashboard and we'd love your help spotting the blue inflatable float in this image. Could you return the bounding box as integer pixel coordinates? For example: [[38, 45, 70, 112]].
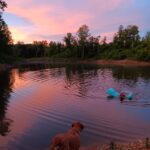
[[106, 88, 119, 97]]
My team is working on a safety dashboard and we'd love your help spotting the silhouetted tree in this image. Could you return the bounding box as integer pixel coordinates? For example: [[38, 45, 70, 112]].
[[63, 33, 75, 49], [0, 0, 13, 56], [101, 36, 107, 45], [0, 0, 7, 11], [77, 24, 91, 59], [113, 25, 140, 49], [33, 40, 48, 57], [126, 25, 140, 49], [144, 31, 150, 42], [88, 35, 100, 57]]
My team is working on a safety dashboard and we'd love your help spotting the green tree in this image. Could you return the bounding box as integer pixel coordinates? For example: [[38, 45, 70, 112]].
[[63, 33, 76, 49], [113, 25, 140, 49], [101, 36, 107, 45], [77, 24, 90, 59], [126, 25, 140, 49], [0, 0, 13, 55], [113, 25, 124, 48], [144, 31, 150, 41], [88, 35, 100, 57]]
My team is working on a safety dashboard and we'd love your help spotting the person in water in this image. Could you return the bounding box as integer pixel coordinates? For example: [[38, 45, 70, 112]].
[[120, 92, 126, 102]]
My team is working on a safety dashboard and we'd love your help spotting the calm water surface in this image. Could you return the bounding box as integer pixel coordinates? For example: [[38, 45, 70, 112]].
[[0, 64, 150, 150]]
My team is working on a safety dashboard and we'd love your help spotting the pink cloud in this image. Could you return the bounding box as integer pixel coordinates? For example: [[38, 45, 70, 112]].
[[5, 0, 142, 43], [6, 1, 92, 42]]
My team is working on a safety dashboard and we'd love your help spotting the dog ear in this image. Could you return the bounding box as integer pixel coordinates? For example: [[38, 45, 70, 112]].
[[79, 123, 84, 130], [72, 122, 84, 130]]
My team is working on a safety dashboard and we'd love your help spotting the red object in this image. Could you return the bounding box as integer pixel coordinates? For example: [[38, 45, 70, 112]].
[[120, 93, 126, 101]]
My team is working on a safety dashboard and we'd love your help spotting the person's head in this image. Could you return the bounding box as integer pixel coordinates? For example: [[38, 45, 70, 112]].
[[120, 93, 125, 102]]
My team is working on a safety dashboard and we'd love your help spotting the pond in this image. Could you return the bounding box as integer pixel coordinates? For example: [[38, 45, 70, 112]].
[[0, 64, 150, 150]]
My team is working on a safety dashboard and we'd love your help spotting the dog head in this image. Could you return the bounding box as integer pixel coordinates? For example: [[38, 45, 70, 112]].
[[71, 122, 84, 132]]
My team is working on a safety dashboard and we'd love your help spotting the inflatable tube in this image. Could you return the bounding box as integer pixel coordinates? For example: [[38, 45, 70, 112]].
[[106, 88, 119, 97], [127, 92, 133, 100]]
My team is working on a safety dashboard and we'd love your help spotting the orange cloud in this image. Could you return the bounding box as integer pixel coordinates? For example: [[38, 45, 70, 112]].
[[10, 27, 30, 43]]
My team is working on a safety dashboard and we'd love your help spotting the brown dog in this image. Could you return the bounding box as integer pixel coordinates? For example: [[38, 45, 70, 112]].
[[49, 122, 84, 150]]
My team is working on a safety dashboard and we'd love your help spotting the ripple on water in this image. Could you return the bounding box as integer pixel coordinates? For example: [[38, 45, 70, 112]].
[[0, 65, 150, 150]]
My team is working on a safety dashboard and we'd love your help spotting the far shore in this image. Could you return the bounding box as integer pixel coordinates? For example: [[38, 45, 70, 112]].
[[14, 58, 150, 66], [0, 59, 150, 72], [16, 58, 150, 68], [95, 59, 150, 66]]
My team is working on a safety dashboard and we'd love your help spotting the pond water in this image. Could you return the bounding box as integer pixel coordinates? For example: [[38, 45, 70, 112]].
[[0, 64, 150, 150]]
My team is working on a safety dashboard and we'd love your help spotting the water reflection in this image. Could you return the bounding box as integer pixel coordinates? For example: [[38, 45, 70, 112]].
[[112, 66, 150, 81], [0, 70, 14, 136], [64, 64, 99, 97], [16, 64, 150, 102], [0, 64, 150, 150]]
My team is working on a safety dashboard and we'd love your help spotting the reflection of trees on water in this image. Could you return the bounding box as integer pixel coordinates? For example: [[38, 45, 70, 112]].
[[18, 64, 100, 97], [17, 64, 150, 98], [17, 64, 150, 82], [64, 64, 99, 96], [17, 64, 65, 81], [0, 70, 14, 136], [111, 66, 150, 84]]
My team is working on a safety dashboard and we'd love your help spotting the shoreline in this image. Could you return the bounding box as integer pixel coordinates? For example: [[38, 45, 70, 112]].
[[14, 58, 150, 66], [95, 59, 150, 66], [1, 59, 150, 72]]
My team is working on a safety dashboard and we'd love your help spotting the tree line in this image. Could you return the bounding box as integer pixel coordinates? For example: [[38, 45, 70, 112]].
[[0, 0, 150, 63]]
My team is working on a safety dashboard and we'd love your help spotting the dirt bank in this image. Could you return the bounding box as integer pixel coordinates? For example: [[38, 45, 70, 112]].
[[95, 59, 150, 66]]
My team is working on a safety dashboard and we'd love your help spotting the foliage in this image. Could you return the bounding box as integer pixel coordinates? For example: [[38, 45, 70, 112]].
[[0, 0, 7, 11], [113, 25, 140, 49], [0, 0, 13, 62], [11, 24, 150, 62], [0, 0, 150, 63]]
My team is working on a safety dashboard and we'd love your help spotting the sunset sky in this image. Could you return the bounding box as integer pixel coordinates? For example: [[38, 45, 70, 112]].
[[3, 0, 150, 43]]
